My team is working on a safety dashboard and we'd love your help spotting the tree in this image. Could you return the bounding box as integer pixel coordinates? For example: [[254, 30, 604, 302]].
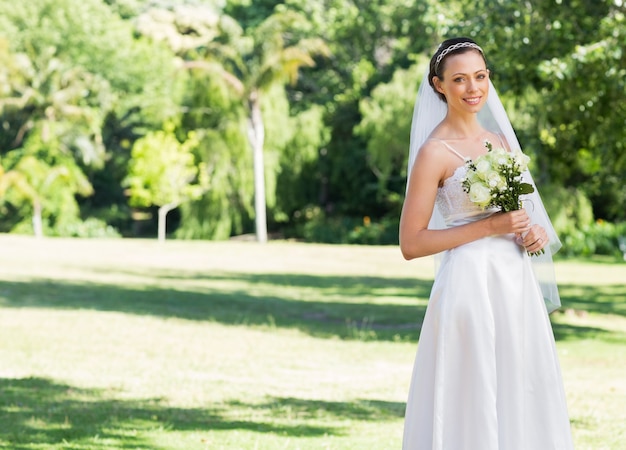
[[275, 104, 330, 224], [440, 0, 626, 221], [0, 0, 181, 236], [355, 61, 426, 206], [0, 48, 110, 164], [183, 9, 329, 242], [281, 0, 433, 222], [124, 126, 208, 242], [534, 7, 626, 220], [0, 0, 178, 124], [0, 153, 93, 238]]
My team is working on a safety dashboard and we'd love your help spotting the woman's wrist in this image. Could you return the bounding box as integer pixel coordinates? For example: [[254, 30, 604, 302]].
[[481, 214, 496, 237]]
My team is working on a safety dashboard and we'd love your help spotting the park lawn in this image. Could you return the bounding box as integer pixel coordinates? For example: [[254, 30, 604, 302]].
[[0, 235, 624, 449]]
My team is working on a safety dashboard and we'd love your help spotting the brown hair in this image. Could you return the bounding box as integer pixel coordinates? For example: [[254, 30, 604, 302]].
[[428, 37, 487, 102]]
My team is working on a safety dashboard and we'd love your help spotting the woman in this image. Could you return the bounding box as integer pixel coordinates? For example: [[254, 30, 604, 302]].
[[399, 37, 574, 449]]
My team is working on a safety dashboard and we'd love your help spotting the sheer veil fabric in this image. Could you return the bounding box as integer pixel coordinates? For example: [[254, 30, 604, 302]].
[[407, 70, 562, 312]]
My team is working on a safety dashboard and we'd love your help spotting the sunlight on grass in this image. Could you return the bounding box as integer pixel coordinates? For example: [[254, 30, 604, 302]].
[[0, 235, 624, 449]]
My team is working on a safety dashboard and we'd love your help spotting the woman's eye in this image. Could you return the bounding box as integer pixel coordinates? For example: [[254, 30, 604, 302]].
[[454, 77, 464, 82], [477, 74, 486, 79]]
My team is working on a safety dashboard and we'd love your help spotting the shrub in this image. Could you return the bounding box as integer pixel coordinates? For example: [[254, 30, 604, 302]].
[[54, 218, 122, 238], [540, 184, 594, 237], [295, 207, 399, 245], [559, 220, 626, 258]]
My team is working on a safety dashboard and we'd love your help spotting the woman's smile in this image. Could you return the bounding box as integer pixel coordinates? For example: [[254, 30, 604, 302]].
[[464, 96, 482, 105]]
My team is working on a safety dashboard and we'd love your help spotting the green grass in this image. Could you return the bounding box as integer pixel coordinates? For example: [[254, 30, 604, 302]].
[[0, 235, 624, 449]]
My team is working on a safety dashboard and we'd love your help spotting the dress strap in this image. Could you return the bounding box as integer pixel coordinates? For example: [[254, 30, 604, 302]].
[[429, 138, 467, 161], [495, 133, 508, 149]]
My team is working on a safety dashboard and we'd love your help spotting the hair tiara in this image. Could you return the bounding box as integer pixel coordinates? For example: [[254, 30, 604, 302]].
[[434, 42, 483, 72]]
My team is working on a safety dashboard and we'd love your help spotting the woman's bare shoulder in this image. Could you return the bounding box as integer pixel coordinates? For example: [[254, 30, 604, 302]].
[[410, 139, 449, 185], [416, 138, 445, 161]]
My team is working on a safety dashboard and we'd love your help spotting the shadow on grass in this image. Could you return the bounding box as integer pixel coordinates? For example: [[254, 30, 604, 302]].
[[0, 376, 204, 449], [548, 282, 626, 342], [109, 266, 626, 319], [239, 396, 406, 421], [557, 283, 626, 317], [0, 269, 623, 342], [0, 273, 432, 342], [0, 378, 398, 449]]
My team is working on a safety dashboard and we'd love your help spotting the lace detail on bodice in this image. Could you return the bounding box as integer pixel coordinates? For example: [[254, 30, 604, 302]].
[[436, 165, 495, 226]]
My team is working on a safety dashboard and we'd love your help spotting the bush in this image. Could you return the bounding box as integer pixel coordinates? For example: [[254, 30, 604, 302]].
[[540, 184, 594, 237], [559, 220, 626, 258], [292, 190, 626, 257], [538, 184, 626, 258], [295, 206, 399, 245], [346, 216, 399, 245], [54, 218, 122, 238]]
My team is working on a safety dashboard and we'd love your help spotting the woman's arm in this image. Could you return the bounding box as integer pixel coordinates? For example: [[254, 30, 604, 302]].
[[399, 142, 533, 260]]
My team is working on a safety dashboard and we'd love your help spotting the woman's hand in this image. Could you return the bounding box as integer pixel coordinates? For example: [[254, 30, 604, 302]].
[[487, 210, 531, 236], [518, 224, 549, 254]]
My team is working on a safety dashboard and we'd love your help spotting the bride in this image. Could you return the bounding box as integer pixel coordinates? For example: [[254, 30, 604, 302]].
[[399, 37, 574, 449]]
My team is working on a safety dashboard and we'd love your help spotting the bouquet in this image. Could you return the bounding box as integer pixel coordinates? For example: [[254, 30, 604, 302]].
[[461, 141, 543, 255]]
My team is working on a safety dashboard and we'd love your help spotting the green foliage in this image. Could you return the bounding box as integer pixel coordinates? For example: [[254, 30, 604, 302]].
[[437, 0, 626, 221], [0, 43, 110, 165], [18, 217, 122, 238], [539, 183, 626, 258], [258, 84, 291, 213], [286, 0, 432, 91], [346, 215, 399, 245], [298, 206, 399, 245], [560, 221, 626, 258], [176, 125, 252, 240], [355, 60, 426, 206], [0, 0, 178, 121], [356, 63, 419, 180], [280, 0, 434, 230], [322, 100, 384, 220], [0, 133, 94, 236], [0, 0, 624, 245], [534, 7, 626, 221], [175, 70, 253, 240], [124, 127, 205, 209], [225, 0, 280, 28], [276, 104, 330, 222], [107, 0, 228, 21], [0, 0, 180, 237], [541, 183, 594, 236], [62, 217, 122, 238]]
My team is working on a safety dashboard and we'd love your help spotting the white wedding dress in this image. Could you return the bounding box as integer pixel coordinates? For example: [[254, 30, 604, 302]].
[[402, 142, 574, 449]]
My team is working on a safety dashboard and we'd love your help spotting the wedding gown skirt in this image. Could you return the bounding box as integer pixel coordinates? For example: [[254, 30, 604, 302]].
[[402, 231, 574, 449]]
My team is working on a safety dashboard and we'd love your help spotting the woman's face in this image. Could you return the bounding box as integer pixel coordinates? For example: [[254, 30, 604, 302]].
[[433, 50, 489, 114]]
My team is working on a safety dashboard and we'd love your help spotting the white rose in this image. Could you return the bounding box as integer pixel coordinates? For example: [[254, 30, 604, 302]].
[[468, 182, 492, 207], [465, 171, 480, 184], [490, 147, 508, 160], [475, 158, 492, 175], [486, 171, 505, 189]]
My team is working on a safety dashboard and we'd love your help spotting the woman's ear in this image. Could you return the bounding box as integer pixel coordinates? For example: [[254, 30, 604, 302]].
[[432, 76, 445, 95]]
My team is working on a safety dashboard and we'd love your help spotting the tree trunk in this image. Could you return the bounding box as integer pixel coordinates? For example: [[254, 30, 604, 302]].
[[248, 91, 268, 243], [158, 203, 178, 242]]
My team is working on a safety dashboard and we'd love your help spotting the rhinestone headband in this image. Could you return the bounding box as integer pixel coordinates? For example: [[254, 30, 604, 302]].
[[434, 42, 483, 72]]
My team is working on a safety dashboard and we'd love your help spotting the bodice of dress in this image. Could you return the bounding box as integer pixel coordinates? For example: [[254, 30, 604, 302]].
[[436, 165, 496, 226]]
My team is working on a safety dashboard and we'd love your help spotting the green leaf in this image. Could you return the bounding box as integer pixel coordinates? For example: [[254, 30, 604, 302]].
[[519, 183, 535, 195]]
